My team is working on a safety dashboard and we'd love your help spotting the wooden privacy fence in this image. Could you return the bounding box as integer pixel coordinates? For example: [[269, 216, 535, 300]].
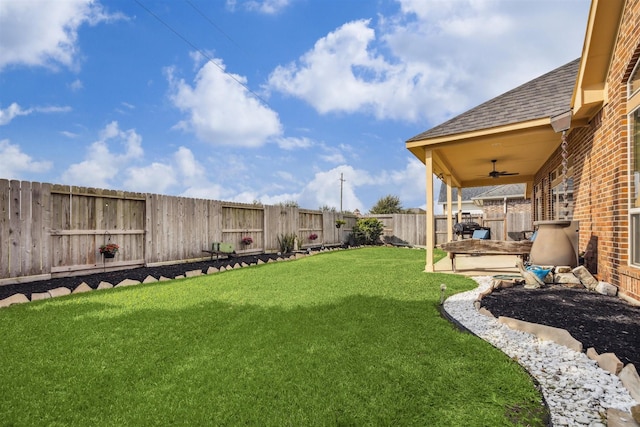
[[0, 180, 359, 284], [0, 179, 533, 285]]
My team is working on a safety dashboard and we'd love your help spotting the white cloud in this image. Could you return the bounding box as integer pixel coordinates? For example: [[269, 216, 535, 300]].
[[167, 58, 283, 147], [61, 121, 143, 187], [124, 163, 177, 194], [172, 147, 230, 200], [388, 157, 427, 207], [266, 17, 470, 122], [227, 0, 290, 14], [267, 1, 588, 123], [320, 153, 346, 164], [251, 157, 432, 213], [0, 139, 52, 179], [174, 146, 206, 182], [268, 20, 406, 118], [275, 171, 296, 182], [0, 103, 71, 125], [0, 0, 126, 71], [0, 103, 31, 125], [296, 165, 376, 211], [275, 136, 313, 150], [69, 79, 83, 92], [60, 131, 80, 138]]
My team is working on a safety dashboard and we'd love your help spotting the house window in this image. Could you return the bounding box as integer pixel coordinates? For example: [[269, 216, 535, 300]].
[[629, 60, 640, 98], [629, 107, 640, 266]]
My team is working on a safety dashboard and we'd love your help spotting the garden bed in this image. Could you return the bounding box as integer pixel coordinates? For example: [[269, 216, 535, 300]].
[[481, 284, 640, 367]]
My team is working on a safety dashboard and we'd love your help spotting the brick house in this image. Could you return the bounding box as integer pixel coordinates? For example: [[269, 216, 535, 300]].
[[406, 0, 640, 303]]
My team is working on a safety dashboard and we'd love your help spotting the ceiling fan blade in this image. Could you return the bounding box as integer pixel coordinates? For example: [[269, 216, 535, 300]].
[[486, 160, 519, 178]]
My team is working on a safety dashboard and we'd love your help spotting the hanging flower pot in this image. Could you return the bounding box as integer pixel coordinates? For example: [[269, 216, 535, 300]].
[[100, 243, 119, 258], [335, 219, 346, 229], [241, 236, 253, 245]]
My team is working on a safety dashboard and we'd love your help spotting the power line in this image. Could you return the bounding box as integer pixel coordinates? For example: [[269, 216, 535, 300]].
[[133, 0, 270, 107], [183, 0, 248, 57]]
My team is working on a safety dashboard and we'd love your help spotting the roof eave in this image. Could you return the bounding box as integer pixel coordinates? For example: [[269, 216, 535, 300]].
[[571, 0, 624, 121]]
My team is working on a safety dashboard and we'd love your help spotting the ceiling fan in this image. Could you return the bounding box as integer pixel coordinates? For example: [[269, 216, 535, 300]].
[[487, 159, 519, 178]]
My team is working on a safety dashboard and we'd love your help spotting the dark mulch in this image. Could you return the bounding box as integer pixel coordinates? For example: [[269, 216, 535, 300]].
[[481, 285, 640, 368], [0, 253, 291, 301]]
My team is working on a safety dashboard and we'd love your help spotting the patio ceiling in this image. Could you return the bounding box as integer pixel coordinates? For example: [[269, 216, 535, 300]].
[[406, 118, 565, 191]]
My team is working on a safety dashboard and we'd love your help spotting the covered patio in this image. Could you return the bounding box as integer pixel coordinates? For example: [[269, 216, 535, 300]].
[[406, 59, 582, 272]]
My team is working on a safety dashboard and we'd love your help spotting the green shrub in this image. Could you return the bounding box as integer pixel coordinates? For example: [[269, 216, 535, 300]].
[[352, 218, 384, 245], [277, 233, 297, 253]]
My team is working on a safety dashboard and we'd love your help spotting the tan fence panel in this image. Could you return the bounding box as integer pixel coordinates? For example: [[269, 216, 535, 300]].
[[0, 180, 52, 282], [48, 185, 146, 275], [392, 214, 426, 246], [507, 212, 533, 240], [322, 212, 348, 245], [146, 195, 222, 264], [222, 204, 264, 253], [0, 180, 9, 279], [483, 217, 505, 241], [298, 210, 323, 247]]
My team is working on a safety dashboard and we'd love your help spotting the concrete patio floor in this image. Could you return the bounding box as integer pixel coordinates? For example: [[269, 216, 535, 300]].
[[434, 253, 524, 277]]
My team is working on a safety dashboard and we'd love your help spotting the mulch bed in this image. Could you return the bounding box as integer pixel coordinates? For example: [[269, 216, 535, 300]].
[[0, 252, 291, 301], [481, 285, 640, 368]]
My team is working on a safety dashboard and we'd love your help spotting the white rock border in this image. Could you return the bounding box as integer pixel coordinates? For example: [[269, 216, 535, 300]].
[[443, 276, 639, 426]]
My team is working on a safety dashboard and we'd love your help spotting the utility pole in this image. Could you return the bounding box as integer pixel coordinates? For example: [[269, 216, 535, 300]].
[[339, 173, 346, 213]]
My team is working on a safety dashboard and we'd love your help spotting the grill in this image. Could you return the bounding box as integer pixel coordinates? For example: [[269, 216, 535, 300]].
[[453, 221, 488, 239]]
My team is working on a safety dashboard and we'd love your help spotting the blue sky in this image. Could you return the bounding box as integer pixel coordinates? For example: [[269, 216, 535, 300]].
[[0, 0, 589, 212]]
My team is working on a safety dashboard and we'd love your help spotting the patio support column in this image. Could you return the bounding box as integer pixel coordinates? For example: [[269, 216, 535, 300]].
[[457, 187, 462, 223], [424, 149, 435, 272], [446, 175, 453, 242]]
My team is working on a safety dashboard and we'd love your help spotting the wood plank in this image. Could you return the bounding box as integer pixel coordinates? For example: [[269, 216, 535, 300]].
[[40, 183, 51, 274], [49, 229, 145, 236], [30, 182, 44, 274], [20, 181, 32, 276], [439, 239, 533, 254], [9, 180, 21, 277], [0, 180, 10, 278]]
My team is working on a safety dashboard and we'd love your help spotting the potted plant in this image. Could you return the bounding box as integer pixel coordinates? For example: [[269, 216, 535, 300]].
[[335, 219, 346, 229], [99, 243, 119, 258], [309, 233, 318, 241], [241, 236, 253, 246]]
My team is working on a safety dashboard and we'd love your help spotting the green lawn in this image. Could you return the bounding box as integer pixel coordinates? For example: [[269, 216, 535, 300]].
[[0, 247, 545, 426]]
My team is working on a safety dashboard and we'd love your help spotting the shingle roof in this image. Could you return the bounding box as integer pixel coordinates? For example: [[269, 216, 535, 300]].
[[472, 184, 526, 200], [437, 185, 494, 203], [407, 58, 580, 142], [437, 184, 525, 203]]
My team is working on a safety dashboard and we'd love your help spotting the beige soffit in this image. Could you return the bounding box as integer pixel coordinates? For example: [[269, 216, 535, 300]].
[[571, 0, 624, 121]]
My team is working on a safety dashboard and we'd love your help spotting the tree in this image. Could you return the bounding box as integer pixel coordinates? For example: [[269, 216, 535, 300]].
[[352, 218, 384, 245], [278, 200, 299, 208], [369, 195, 404, 214], [319, 205, 337, 212]]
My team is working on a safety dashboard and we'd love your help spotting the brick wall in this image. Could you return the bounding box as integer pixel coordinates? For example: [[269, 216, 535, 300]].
[[482, 198, 531, 216], [535, 0, 640, 302]]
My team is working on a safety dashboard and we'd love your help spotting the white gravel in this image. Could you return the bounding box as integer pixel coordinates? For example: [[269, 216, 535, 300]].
[[442, 276, 637, 426]]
